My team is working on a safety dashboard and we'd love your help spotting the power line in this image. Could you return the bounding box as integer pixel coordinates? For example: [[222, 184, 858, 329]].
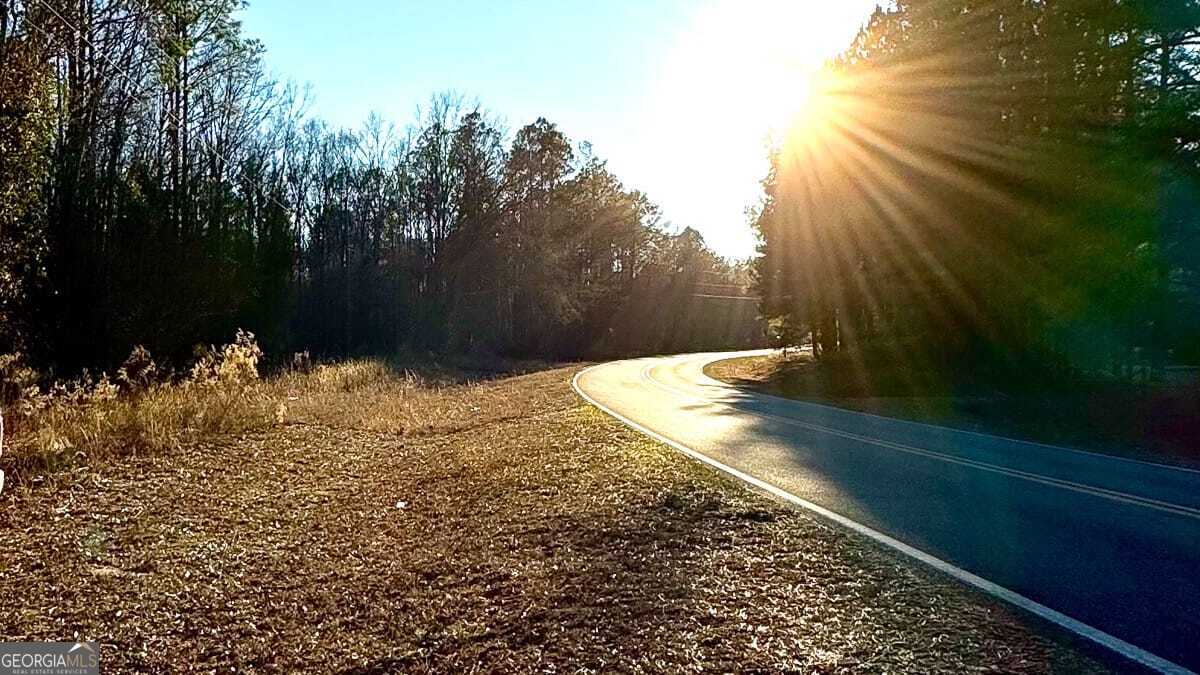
[[691, 294, 760, 301]]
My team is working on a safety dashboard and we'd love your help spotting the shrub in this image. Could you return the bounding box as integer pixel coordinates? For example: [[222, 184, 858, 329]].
[[291, 350, 313, 373], [276, 359, 411, 394], [1, 331, 277, 485], [0, 351, 38, 403], [116, 345, 158, 392]]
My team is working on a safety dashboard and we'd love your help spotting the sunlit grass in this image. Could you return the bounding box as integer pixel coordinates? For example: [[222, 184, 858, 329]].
[[270, 357, 563, 437], [1, 338, 562, 485], [2, 332, 276, 482]]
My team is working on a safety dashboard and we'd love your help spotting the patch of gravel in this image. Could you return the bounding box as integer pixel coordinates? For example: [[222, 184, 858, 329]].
[[0, 367, 1108, 672]]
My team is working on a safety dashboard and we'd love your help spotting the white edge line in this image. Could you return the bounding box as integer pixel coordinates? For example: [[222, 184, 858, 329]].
[[640, 360, 1200, 520], [703, 350, 1200, 476], [572, 362, 1194, 675]]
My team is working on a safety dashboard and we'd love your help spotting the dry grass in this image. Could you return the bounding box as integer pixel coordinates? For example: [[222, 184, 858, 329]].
[[269, 359, 561, 437], [705, 352, 787, 385], [6, 382, 275, 477], [0, 361, 1108, 672], [1, 333, 277, 483], [1, 338, 562, 488]]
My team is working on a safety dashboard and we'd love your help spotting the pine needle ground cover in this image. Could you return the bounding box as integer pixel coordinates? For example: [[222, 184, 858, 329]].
[[1, 363, 1105, 672]]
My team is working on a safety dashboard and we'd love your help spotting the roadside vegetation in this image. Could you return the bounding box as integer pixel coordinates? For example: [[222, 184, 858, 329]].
[[0, 332, 564, 487], [752, 2, 1200, 421], [1, 333, 277, 484], [0, 352, 1107, 672]]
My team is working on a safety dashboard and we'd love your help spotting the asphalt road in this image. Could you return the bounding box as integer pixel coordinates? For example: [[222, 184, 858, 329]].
[[574, 350, 1200, 674]]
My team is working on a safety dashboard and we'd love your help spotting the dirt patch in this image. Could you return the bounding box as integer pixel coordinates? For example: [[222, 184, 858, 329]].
[[0, 366, 1108, 672]]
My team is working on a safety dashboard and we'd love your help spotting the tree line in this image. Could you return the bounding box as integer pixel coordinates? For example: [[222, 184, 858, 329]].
[[0, 0, 762, 375], [754, 0, 1200, 387]]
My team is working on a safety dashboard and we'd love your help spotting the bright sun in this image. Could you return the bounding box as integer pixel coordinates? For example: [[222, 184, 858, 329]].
[[658, 1, 856, 138], [627, 0, 871, 256]]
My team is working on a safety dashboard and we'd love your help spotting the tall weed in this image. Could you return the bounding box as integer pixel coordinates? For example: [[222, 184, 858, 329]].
[[1, 331, 275, 484]]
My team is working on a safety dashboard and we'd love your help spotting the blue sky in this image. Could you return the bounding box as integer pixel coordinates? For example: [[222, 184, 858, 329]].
[[240, 1, 881, 258]]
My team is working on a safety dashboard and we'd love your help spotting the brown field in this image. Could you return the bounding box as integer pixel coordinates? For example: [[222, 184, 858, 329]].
[[0, 359, 1107, 672]]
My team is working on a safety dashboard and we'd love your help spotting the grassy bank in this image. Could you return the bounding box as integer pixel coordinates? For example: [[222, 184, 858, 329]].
[[707, 351, 1200, 468], [0, 357, 1107, 671]]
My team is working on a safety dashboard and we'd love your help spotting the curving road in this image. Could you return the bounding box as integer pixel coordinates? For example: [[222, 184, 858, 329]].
[[574, 350, 1200, 674]]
